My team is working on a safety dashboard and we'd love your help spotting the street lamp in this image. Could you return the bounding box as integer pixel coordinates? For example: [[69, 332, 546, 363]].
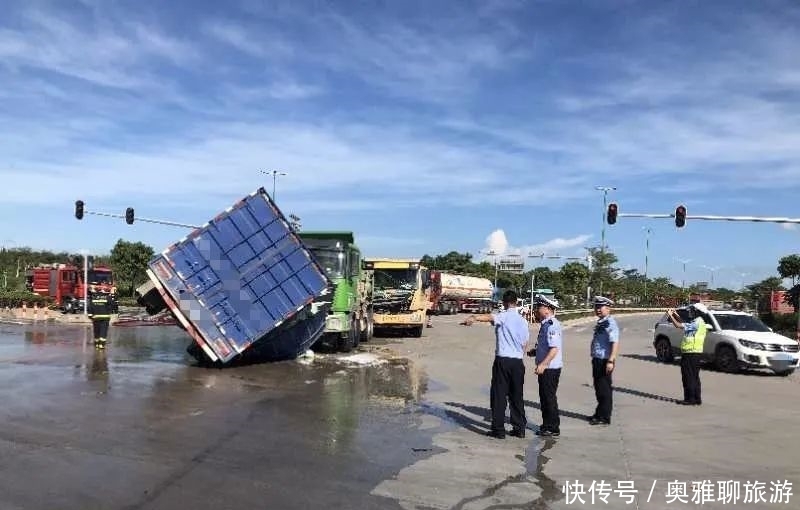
[[595, 186, 616, 252], [482, 249, 500, 291], [675, 258, 691, 291], [701, 265, 721, 288], [595, 186, 616, 296], [260, 170, 287, 201], [643, 227, 652, 303]]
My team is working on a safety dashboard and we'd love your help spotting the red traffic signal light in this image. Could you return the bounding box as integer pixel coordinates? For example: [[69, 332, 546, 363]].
[[675, 205, 687, 228], [606, 202, 618, 225]]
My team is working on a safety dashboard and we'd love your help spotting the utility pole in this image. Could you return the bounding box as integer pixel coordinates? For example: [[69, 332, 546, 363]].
[[80, 249, 89, 316], [483, 250, 499, 291], [260, 170, 287, 201], [595, 186, 616, 253], [595, 186, 615, 296], [701, 265, 721, 288], [643, 227, 652, 304], [675, 258, 691, 291]]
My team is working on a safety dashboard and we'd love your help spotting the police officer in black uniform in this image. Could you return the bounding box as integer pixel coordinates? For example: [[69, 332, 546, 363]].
[[87, 290, 113, 348]]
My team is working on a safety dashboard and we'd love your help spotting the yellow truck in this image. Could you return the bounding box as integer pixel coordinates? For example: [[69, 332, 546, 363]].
[[362, 258, 427, 338]]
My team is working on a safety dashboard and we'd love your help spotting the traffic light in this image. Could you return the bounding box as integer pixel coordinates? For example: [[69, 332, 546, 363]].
[[675, 205, 687, 228], [75, 200, 84, 220], [606, 202, 618, 225], [125, 207, 134, 225]]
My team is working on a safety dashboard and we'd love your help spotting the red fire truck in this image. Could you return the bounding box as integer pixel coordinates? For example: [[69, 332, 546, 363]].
[[25, 263, 117, 313]]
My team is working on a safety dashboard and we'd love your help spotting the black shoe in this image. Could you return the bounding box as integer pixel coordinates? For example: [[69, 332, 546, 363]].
[[509, 428, 526, 438], [675, 400, 694, 405], [535, 429, 560, 437], [485, 430, 506, 439], [589, 418, 610, 425]]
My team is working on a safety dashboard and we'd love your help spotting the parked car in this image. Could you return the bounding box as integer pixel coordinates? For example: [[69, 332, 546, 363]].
[[652, 306, 800, 376]]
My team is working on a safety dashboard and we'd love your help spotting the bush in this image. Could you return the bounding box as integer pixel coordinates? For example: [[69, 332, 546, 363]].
[[0, 291, 53, 308]]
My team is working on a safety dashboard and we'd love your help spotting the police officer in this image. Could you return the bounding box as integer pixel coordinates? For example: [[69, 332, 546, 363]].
[[87, 290, 113, 348], [589, 296, 620, 425], [471, 289, 531, 439], [666, 302, 708, 405], [532, 294, 562, 437]]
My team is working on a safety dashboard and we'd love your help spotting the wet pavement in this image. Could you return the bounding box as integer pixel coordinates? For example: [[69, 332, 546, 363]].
[[0, 323, 439, 510]]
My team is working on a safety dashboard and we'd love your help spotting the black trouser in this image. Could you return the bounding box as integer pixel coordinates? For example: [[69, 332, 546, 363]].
[[592, 357, 613, 422], [681, 353, 702, 403], [538, 368, 561, 432], [490, 356, 526, 433], [92, 318, 110, 340]]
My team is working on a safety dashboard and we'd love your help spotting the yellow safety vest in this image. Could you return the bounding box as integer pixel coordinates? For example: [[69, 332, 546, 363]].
[[680, 317, 707, 353]]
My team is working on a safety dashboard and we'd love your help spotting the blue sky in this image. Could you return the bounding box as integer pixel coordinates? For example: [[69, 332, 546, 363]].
[[1, 0, 800, 290]]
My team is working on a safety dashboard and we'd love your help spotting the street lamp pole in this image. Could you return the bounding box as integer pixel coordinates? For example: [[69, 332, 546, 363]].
[[643, 227, 652, 303], [260, 170, 287, 201], [675, 258, 691, 291], [701, 265, 721, 288], [595, 186, 616, 253]]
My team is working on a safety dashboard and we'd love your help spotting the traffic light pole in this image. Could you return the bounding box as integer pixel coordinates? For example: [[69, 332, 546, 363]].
[[81, 210, 201, 229], [614, 212, 800, 224]]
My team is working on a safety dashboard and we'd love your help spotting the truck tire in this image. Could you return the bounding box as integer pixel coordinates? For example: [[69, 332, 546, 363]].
[[409, 325, 423, 338], [338, 317, 360, 352], [360, 313, 373, 343]]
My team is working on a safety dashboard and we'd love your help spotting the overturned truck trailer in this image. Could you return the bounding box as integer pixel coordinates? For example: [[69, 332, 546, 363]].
[[136, 187, 331, 366]]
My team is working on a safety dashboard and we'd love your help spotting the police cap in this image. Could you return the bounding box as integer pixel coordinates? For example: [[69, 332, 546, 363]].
[[593, 295, 614, 307], [534, 294, 560, 310]]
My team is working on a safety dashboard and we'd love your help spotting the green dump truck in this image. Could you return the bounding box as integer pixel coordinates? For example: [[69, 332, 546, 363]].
[[299, 231, 374, 352]]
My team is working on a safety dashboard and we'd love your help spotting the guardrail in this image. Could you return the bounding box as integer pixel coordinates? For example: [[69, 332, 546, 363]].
[[556, 307, 667, 315]]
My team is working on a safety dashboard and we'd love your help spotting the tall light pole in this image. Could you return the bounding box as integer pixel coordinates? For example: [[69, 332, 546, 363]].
[[643, 227, 652, 303], [701, 265, 721, 288], [482, 249, 499, 291], [675, 258, 691, 291], [594, 186, 616, 296], [595, 186, 616, 252], [260, 170, 287, 201]]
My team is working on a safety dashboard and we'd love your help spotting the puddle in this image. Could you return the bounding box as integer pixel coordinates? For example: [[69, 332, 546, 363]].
[[526, 436, 565, 507]]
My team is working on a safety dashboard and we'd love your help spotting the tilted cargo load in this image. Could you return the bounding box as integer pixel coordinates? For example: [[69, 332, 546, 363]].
[[136, 188, 331, 365]]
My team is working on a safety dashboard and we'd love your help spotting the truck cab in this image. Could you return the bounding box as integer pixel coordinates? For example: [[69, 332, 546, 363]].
[[299, 231, 374, 351], [363, 258, 426, 338]]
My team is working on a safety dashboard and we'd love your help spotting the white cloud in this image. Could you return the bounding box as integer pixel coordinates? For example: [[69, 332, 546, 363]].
[[480, 230, 593, 261]]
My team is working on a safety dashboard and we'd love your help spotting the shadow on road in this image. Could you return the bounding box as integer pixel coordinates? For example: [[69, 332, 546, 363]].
[[581, 383, 678, 403], [439, 401, 593, 437]]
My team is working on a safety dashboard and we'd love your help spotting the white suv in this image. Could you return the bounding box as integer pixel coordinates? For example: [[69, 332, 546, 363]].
[[652, 306, 800, 376]]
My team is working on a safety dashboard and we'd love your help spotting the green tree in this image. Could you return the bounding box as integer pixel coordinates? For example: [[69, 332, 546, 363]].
[[559, 261, 590, 301], [109, 239, 155, 297], [778, 254, 800, 286], [745, 277, 785, 308], [587, 246, 618, 296]]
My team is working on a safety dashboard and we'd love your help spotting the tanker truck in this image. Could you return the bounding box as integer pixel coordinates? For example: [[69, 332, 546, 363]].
[[427, 271, 494, 315]]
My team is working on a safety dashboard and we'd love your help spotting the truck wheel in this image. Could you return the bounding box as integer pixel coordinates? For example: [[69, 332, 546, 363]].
[[409, 325, 423, 338], [338, 317, 359, 352], [360, 314, 373, 343]]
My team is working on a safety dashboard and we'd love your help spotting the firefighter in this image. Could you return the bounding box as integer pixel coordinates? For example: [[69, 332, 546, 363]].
[[87, 289, 113, 348]]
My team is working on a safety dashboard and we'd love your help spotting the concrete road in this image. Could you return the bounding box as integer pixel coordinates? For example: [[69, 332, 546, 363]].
[[0, 323, 434, 510], [372, 312, 800, 510], [2, 313, 799, 509]]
